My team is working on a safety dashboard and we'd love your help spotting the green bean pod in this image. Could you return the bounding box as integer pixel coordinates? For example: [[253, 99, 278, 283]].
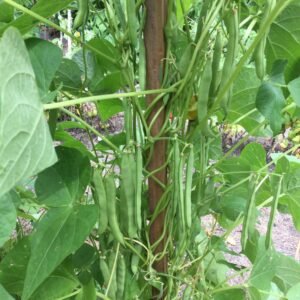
[[135, 146, 143, 231], [265, 176, 283, 249], [131, 245, 142, 274], [241, 175, 258, 251], [198, 55, 213, 124], [220, 5, 239, 115], [254, 40, 265, 81], [120, 153, 137, 238], [116, 254, 126, 299], [73, 0, 89, 30], [254, 0, 276, 80], [105, 175, 124, 245], [127, 0, 138, 46], [185, 146, 194, 228], [209, 31, 223, 104], [93, 171, 108, 235], [112, 0, 126, 31], [139, 36, 146, 91], [99, 258, 110, 287], [195, 0, 210, 42], [178, 153, 185, 231], [173, 139, 180, 216], [108, 251, 118, 298]]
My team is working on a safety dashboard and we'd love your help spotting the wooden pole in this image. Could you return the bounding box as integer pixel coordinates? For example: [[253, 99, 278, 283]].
[[144, 0, 168, 289]]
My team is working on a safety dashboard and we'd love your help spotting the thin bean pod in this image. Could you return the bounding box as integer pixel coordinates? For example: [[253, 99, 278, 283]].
[[219, 5, 239, 115], [135, 146, 143, 231], [198, 55, 213, 124], [116, 254, 126, 299], [105, 175, 124, 245], [73, 0, 89, 30], [120, 152, 137, 238], [93, 170, 108, 235], [185, 146, 194, 228]]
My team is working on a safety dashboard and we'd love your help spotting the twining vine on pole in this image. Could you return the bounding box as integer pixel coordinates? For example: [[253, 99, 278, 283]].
[[144, 0, 168, 278]]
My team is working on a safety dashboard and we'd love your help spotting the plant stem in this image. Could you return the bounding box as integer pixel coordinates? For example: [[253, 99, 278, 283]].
[[210, 0, 294, 113], [60, 107, 120, 153], [43, 88, 176, 110], [3, 0, 116, 65]]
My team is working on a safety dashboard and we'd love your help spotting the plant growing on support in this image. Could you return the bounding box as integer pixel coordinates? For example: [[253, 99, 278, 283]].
[[0, 0, 300, 299]]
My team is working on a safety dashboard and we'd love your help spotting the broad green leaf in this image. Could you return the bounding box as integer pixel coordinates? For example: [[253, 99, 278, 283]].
[[204, 252, 229, 285], [256, 81, 285, 134], [0, 237, 79, 298], [288, 77, 300, 106], [90, 71, 124, 94], [248, 250, 278, 300], [35, 147, 91, 207], [0, 238, 30, 296], [273, 254, 300, 294], [221, 187, 248, 221], [0, 191, 18, 247], [76, 277, 96, 300], [271, 153, 300, 164], [54, 130, 96, 161], [30, 266, 79, 300], [286, 283, 300, 300], [241, 143, 266, 171], [213, 288, 246, 300], [269, 60, 288, 85], [0, 3, 13, 23], [228, 67, 268, 135], [72, 49, 100, 83], [266, 282, 285, 300], [72, 244, 97, 270], [217, 156, 250, 184], [55, 58, 82, 94], [0, 284, 13, 300], [274, 159, 300, 230], [0, 0, 73, 36], [267, 4, 300, 81], [26, 38, 62, 103], [176, 0, 193, 25], [22, 205, 98, 300], [247, 286, 261, 300], [0, 27, 57, 199], [96, 98, 123, 121], [95, 132, 126, 151], [57, 121, 86, 131], [87, 38, 121, 71]]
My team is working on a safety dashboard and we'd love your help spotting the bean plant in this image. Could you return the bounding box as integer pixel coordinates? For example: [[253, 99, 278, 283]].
[[0, 0, 300, 299]]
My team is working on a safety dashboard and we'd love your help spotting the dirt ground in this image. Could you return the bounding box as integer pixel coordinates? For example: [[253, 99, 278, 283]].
[[202, 208, 300, 284]]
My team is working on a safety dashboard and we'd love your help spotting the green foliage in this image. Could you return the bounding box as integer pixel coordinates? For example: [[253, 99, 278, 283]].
[[0, 27, 57, 198], [0, 191, 17, 247], [26, 38, 62, 103], [0, 0, 300, 299]]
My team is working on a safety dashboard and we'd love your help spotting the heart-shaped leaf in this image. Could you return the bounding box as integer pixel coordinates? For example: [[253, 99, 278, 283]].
[[0, 191, 18, 247], [26, 38, 62, 103], [22, 205, 98, 300], [0, 27, 57, 198], [35, 147, 91, 207]]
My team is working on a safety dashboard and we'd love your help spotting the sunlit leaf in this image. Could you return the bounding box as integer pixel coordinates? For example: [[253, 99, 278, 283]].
[[26, 38, 62, 103], [0, 191, 18, 247], [0, 27, 57, 198], [35, 147, 91, 207], [22, 205, 98, 300]]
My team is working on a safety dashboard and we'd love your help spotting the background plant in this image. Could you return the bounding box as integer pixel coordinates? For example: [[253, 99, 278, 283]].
[[0, 0, 300, 299]]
